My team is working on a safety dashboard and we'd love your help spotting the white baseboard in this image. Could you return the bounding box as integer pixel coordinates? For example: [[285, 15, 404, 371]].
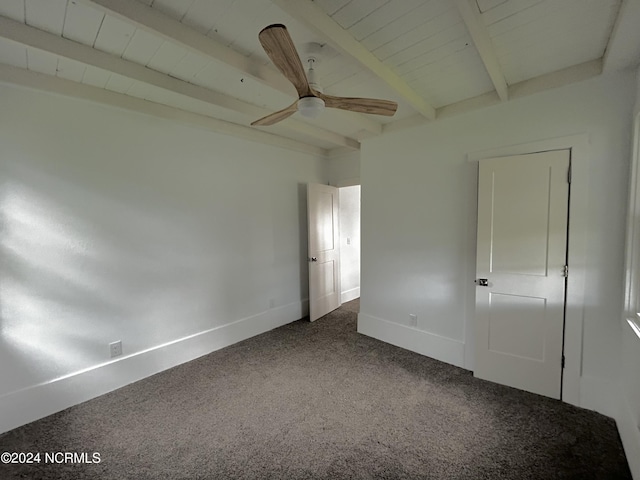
[[0, 300, 308, 435], [580, 375, 640, 479], [618, 395, 640, 479], [357, 313, 465, 368], [341, 287, 360, 303], [579, 374, 621, 418]]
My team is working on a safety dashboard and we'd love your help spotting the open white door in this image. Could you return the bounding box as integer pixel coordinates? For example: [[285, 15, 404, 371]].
[[308, 183, 341, 322], [475, 150, 570, 399]]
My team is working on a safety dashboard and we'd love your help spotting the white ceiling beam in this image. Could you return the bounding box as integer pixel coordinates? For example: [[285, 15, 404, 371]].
[[82, 0, 293, 94], [453, 0, 508, 101], [383, 59, 602, 135], [271, 0, 436, 120], [79, 0, 382, 136], [506, 58, 602, 101], [0, 15, 358, 150], [0, 63, 328, 156], [603, 0, 640, 73]]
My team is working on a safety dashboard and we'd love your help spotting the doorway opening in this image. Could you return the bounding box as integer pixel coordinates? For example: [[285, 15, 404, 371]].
[[339, 185, 360, 303]]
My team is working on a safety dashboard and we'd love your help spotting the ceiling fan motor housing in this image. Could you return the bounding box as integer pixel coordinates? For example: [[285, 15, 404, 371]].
[[297, 57, 325, 118]]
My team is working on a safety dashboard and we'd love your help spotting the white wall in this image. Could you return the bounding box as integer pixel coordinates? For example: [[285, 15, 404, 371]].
[[357, 71, 635, 399], [328, 150, 360, 187], [617, 66, 640, 479], [0, 83, 327, 433], [339, 185, 360, 303]]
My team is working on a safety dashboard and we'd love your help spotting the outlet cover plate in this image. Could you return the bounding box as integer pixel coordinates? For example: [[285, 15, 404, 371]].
[[109, 340, 122, 358]]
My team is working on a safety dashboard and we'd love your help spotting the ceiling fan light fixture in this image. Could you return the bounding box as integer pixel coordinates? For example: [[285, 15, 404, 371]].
[[298, 96, 325, 118]]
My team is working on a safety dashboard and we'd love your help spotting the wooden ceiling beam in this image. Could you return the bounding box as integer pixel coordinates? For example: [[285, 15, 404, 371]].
[[271, 0, 436, 120], [453, 0, 509, 101], [79, 0, 382, 136], [0, 15, 359, 150]]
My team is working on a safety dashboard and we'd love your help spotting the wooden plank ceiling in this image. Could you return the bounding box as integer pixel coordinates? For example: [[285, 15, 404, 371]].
[[0, 0, 635, 155]]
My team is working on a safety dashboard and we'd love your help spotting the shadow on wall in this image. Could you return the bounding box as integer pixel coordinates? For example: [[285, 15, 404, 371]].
[[0, 159, 241, 397]]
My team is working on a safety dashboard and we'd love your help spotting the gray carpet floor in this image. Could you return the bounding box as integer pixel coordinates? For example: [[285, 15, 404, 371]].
[[0, 299, 632, 479]]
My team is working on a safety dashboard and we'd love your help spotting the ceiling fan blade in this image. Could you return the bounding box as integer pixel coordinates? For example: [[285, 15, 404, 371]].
[[251, 101, 298, 126], [259, 24, 312, 98], [314, 92, 398, 116]]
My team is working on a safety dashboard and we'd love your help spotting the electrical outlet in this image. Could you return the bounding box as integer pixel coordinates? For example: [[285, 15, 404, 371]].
[[346, 237, 351, 245], [409, 314, 417, 327], [109, 340, 122, 358]]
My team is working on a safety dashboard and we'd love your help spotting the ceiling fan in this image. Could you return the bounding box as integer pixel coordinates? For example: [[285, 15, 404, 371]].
[[251, 24, 398, 126]]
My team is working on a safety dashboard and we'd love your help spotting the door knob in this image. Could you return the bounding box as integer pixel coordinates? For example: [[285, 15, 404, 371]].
[[476, 278, 489, 286]]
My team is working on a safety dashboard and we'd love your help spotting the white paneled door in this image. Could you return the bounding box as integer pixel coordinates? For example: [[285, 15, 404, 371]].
[[307, 183, 341, 322], [475, 150, 570, 399]]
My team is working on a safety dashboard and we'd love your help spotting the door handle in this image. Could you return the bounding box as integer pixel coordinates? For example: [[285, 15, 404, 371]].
[[476, 278, 489, 286], [309, 257, 318, 262]]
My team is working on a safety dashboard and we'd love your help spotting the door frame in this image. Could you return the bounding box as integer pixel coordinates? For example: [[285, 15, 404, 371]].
[[330, 178, 361, 305], [466, 134, 589, 407]]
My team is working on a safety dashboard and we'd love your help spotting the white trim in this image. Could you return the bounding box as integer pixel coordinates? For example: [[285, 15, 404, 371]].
[[629, 318, 640, 340], [357, 313, 465, 368], [0, 300, 307, 435], [341, 287, 360, 303], [577, 372, 640, 479], [465, 133, 590, 407], [624, 114, 640, 317], [579, 374, 621, 418], [618, 394, 640, 479]]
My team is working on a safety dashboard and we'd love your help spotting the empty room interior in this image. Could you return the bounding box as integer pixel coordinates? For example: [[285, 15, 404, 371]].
[[1, 0, 640, 478]]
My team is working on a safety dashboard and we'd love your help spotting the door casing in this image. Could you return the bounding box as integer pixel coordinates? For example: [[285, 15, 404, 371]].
[[474, 150, 570, 399], [467, 134, 590, 407]]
